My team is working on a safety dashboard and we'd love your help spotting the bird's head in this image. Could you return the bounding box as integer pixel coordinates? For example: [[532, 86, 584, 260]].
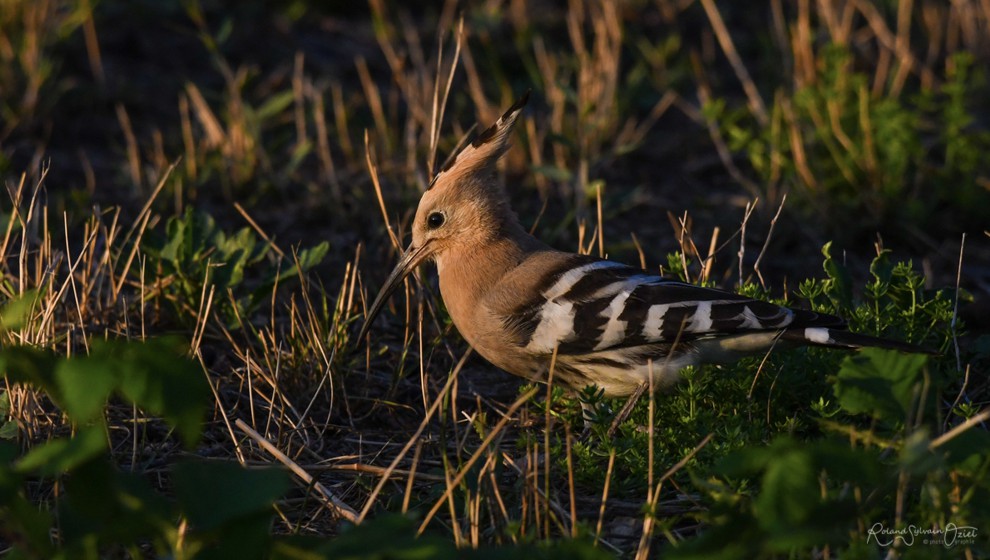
[[358, 92, 529, 341]]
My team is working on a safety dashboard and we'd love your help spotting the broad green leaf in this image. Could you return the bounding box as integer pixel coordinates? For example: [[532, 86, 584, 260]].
[[308, 514, 613, 560], [16, 425, 107, 476], [2, 338, 207, 447], [0, 392, 15, 441], [810, 441, 884, 484], [0, 441, 22, 496], [713, 437, 886, 552], [187, 209, 217, 258], [0, 443, 55, 558], [898, 429, 943, 475], [752, 443, 819, 530], [0, 346, 60, 396], [719, 438, 883, 486], [106, 337, 209, 448], [284, 241, 329, 279], [172, 460, 290, 531], [59, 457, 172, 546], [310, 514, 471, 559], [833, 348, 927, 422], [53, 358, 119, 423], [266, 242, 329, 287], [0, 290, 39, 332], [869, 249, 894, 285], [0, 420, 17, 440], [938, 426, 990, 472]]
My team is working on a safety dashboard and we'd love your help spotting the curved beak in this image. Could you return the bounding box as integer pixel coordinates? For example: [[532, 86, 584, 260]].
[[357, 243, 433, 343]]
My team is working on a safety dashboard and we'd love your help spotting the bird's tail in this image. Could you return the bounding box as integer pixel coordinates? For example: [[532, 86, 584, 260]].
[[780, 327, 937, 354]]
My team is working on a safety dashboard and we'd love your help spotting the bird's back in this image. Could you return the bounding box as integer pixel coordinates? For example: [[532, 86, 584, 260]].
[[470, 252, 871, 397]]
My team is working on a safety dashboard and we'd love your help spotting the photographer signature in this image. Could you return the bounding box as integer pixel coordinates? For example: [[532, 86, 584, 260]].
[[867, 522, 978, 548]]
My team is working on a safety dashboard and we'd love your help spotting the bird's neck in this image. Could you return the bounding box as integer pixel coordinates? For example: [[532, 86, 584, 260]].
[[437, 220, 545, 338]]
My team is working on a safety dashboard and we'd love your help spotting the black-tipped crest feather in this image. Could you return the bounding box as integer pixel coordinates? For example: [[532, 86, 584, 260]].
[[427, 91, 530, 190]]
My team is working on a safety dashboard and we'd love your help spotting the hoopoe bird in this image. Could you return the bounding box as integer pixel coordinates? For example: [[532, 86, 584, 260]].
[[359, 93, 929, 400]]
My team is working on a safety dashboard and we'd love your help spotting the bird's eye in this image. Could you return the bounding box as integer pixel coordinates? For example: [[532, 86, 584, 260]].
[[427, 211, 445, 229]]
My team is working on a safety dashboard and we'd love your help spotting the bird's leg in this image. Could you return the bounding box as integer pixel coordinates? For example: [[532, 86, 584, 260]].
[[573, 385, 609, 436], [579, 400, 595, 432], [607, 382, 648, 437]]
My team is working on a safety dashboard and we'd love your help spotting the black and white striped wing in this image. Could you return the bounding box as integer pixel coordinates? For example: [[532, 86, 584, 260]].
[[506, 256, 841, 356]]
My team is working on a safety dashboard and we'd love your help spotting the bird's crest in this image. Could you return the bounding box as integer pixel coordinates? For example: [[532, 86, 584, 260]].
[[428, 91, 530, 190]]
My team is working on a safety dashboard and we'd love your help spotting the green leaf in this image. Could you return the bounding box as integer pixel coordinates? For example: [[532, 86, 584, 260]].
[[308, 514, 457, 559], [0, 392, 17, 440], [821, 242, 853, 310], [214, 227, 259, 288], [530, 164, 573, 182], [0, 443, 55, 558], [2, 338, 207, 447], [286, 241, 329, 279], [172, 460, 290, 531], [712, 437, 886, 552], [755, 447, 818, 529], [833, 348, 928, 422], [256, 90, 295, 122], [245, 241, 329, 314], [304, 514, 610, 559], [939, 426, 990, 472], [0, 420, 17, 440], [718, 438, 823, 533], [105, 337, 209, 448], [869, 250, 894, 285], [59, 457, 172, 546], [0, 289, 39, 332], [53, 358, 119, 423], [16, 425, 107, 476], [810, 441, 884, 484], [159, 210, 189, 264], [898, 429, 942, 475], [0, 345, 60, 395]]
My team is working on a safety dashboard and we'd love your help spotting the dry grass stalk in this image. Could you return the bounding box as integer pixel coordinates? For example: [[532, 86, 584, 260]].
[[235, 418, 358, 522], [418, 386, 540, 535], [310, 81, 342, 201], [699, 0, 768, 126], [356, 348, 472, 523], [427, 17, 464, 181], [753, 194, 787, 288], [691, 53, 762, 199], [634, 433, 714, 560], [115, 104, 142, 189]]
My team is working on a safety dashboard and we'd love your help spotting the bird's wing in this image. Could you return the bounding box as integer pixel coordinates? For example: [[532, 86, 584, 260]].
[[503, 255, 842, 356]]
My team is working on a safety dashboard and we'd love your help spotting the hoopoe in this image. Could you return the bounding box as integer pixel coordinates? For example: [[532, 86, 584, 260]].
[[359, 93, 930, 400]]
